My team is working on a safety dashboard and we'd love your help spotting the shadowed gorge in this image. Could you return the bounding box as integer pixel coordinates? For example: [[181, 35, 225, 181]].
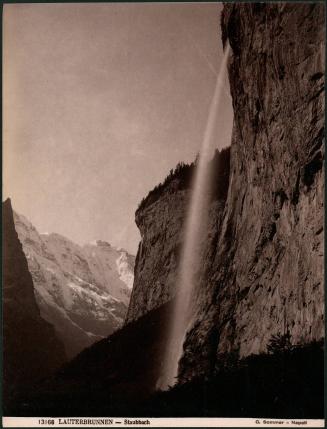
[[2, 2, 324, 421]]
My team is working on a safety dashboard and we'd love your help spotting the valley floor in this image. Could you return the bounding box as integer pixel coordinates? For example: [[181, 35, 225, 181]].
[[7, 333, 323, 419]]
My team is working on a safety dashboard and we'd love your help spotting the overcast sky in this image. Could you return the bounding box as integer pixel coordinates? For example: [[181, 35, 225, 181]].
[[3, 2, 233, 254]]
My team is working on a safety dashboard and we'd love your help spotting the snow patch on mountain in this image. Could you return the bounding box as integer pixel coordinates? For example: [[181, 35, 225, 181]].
[[116, 252, 134, 290], [13, 210, 135, 358]]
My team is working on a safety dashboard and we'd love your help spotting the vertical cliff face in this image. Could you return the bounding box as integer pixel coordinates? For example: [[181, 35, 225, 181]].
[[220, 2, 324, 351], [126, 151, 230, 324], [179, 3, 324, 381], [126, 178, 190, 323], [126, 3, 324, 384], [2, 199, 66, 412]]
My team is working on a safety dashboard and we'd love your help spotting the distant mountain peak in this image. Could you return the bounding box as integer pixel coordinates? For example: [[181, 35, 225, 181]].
[[13, 209, 135, 359], [88, 239, 112, 248]]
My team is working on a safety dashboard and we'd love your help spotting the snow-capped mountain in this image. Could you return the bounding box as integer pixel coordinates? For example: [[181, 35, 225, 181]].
[[13, 211, 135, 358]]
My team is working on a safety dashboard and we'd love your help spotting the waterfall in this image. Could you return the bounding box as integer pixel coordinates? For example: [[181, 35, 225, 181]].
[[157, 44, 231, 391]]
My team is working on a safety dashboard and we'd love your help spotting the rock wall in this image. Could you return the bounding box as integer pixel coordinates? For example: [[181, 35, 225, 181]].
[[179, 2, 324, 381], [126, 150, 230, 324], [2, 199, 66, 412], [126, 178, 190, 323], [126, 3, 324, 384]]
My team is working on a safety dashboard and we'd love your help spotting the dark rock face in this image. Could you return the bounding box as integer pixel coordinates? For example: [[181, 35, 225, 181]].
[[126, 3, 324, 383], [2, 199, 66, 413], [126, 150, 231, 324], [179, 3, 324, 381], [126, 178, 190, 323]]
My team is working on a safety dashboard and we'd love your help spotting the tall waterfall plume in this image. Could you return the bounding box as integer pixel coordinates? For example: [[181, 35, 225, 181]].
[[157, 44, 231, 390]]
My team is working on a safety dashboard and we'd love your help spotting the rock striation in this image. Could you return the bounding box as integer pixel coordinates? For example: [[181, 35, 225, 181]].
[[2, 199, 66, 413], [179, 2, 325, 380], [126, 177, 190, 323], [14, 211, 135, 358], [126, 150, 230, 324], [126, 3, 325, 383]]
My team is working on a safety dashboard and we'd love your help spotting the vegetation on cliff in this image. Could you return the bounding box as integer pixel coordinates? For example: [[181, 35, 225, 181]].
[[137, 146, 231, 213]]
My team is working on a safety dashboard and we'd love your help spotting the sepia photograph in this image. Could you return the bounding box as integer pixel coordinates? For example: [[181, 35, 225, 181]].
[[2, 1, 325, 426]]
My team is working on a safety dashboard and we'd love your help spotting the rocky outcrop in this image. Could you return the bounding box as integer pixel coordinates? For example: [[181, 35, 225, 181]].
[[179, 3, 324, 381], [14, 211, 135, 358], [126, 150, 230, 323], [126, 3, 324, 384], [2, 199, 66, 413], [126, 176, 190, 323]]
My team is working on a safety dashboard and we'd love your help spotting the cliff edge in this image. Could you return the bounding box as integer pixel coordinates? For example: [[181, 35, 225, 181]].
[[179, 2, 324, 381], [126, 3, 324, 383], [126, 149, 231, 324]]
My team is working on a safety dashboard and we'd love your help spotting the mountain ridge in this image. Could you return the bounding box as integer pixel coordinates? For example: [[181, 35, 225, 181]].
[[13, 209, 135, 358]]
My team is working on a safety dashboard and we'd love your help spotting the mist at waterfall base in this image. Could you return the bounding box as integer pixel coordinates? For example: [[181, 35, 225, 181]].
[[157, 45, 231, 391]]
